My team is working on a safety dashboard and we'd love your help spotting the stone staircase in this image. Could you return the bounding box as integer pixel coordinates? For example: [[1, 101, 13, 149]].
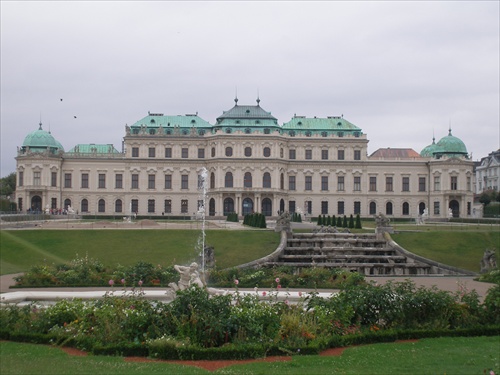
[[266, 232, 431, 276]]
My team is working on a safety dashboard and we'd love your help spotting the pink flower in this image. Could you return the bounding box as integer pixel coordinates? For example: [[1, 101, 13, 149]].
[[298, 291, 303, 297], [262, 291, 267, 296], [284, 300, 289, 305], [121, 278, 125, 284], [138, 280, 143, 286], [277, 284, 282, 289], [234, 279, 239, 285], [275, 277, 280, 283], [108, 279, 114, 286]]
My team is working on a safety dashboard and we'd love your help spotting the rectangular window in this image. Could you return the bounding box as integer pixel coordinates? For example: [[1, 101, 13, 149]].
[[98, 173, 106, 189], [434, 201, 440, 215], [354, 201, 361, 215], [164, 199, 172, 214], [289, 149, 296, 159], [181, 175, 189, 189], [451, 176, 458, 190], [18, 171, 24, 187], [115, 174, 123, 189], [33, 171, 41, 186], [402, 177, 410, 192], [148, 199, 155, 213], [64, 173, 72, 188], [18, 197, 23, 211], [369, 176, 377, 191], [289, 200, 296, 213], [321, 149, 329, 160], [321, 201, 328, 215], [305, 176, 312, 191], [467, 201, 471, 215], [51, 172, 57, 187], [132, 147, 139, 157], [419, 177, 426, 192], [131, 199, 138, 213], [337, 201, 345, 215], [386, 176, 393, 192], [198, 148, 205, 158], [148, 174, 155, 189], [354, 176, 361, 191], [354, 150, 361, 160], [51, 198, 57, 210], [338, 149, 345, 160], [467, 177, 471, 191], [148, 147, 155, 158], [337, 176, 345, 191], [131, 174, 139, 189], [81, 173, 89, 188], [181, 199, 188, 213], [305, 149, 312, 160], [434, 176, 440, 191], [165, 147, 172, 158], [182, 148, 188, 158], [321, 176, 328, 191], [165, 174, 172, 189], [288, 176, 296, 191]]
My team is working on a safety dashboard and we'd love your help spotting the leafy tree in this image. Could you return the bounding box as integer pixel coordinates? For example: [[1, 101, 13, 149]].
[[0, 172, 16, 197], [349, 214, 355, 229], [355, 214, 362, 229]]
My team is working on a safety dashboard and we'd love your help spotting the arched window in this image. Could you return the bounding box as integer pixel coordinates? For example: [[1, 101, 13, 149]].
[[81, 199, 89, 213], [211, 147, 215, 157], [244, 147, 252, 157], [210, 172, 215, 189], [386, 202, 393, 215], [115, 199, 123, 213], [280, 173, 284, 190], [402, 202, 410, 215], [98, 199, 105, 213], [369, 201, 377, 215], [223, 198, 234, 216], [244, 172, 252, 188], [225, 172, 233, 188], [263, 172, 271, 188], [263, 147, 271, 157], [225, 147, 233, 157]]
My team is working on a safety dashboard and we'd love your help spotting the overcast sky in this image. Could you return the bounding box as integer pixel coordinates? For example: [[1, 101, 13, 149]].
[[1, 1, 499, 177]]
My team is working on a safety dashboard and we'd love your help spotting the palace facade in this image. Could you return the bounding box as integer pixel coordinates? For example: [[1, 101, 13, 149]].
[[15, 98, 475, 220]]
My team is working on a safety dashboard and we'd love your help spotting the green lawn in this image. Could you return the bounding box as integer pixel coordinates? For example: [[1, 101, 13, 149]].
[[0, 230, 281, 275], [0, 336, 498, 374]]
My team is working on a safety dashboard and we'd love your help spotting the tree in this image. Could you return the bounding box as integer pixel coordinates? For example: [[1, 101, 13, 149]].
[[479, 189, 497, 206], [0, 172, 16, 197]]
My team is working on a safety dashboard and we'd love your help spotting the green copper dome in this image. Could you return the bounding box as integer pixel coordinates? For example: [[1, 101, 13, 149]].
[[22, 123, 64, 153], [435, 129, 467, 156], [420, 137, 439, 157]]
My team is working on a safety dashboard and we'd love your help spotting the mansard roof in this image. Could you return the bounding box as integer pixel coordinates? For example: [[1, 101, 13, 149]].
[[66, 144, 121, 154], [369, 148, 421, 159]]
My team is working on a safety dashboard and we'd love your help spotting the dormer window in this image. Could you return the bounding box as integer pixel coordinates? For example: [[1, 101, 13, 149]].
[[245, 128, 251, 134], [150, 119, 156, 124], [226, 128, 232, 134], [264, 128, 270, 134]]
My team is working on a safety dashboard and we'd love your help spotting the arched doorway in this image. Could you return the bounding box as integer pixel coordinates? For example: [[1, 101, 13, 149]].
[[449, 200, 460, 218], [242, 198, 254, 216], [64, 199, 71, 210], [31, 195, 42, 212], [419, 202, 426, 215], [261, 198, 272, 216], [223, 198, 234, 216], [209, 198, 215, 216]]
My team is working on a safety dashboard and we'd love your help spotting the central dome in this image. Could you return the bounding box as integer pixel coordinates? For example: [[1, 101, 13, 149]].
[[435, 129, 467, 156]]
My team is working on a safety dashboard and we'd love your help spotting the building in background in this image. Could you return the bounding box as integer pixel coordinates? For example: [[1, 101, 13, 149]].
[[15, 98, 475, 219]]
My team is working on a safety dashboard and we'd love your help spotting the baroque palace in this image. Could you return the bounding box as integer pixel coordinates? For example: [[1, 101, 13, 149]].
[[15, 98, 475, 220]]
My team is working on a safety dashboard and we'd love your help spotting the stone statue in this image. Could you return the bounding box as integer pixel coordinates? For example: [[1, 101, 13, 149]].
[[167, 262, 227, 297], [275, 211, 292, 233], [480, 249, 497, 273], [375, 212, 390, 227]]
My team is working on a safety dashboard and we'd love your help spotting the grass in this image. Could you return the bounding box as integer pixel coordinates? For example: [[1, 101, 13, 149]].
[[0, 336, 498, 374], [0, 230, 281, 275]]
